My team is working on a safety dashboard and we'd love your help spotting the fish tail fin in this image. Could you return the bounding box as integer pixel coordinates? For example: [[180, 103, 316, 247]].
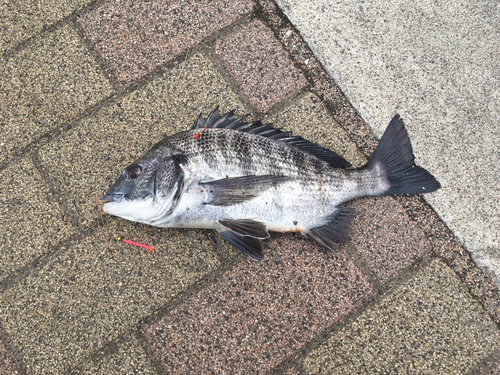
[[367, 115, 440, 195]]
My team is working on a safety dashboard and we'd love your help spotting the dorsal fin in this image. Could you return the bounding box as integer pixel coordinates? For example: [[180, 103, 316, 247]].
[[193, 112, 206, 129], [191, 107, 352, 168]]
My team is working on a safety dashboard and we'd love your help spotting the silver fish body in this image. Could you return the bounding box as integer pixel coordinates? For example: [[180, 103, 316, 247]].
[[102, 107, 440, 260]]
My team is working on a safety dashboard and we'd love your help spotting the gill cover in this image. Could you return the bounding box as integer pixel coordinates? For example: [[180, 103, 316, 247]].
[[102, 155, 185, 223]]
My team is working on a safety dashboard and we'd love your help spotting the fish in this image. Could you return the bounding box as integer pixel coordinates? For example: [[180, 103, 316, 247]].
[[102, 107, 440, 260]]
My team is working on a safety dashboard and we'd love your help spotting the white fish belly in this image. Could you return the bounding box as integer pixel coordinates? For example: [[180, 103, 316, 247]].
[[158, 178, 358, 233], [155, 166, 388, 233]]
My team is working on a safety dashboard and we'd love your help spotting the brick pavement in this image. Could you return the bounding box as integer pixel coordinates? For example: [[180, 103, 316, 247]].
[[1, 0, 499, 374]]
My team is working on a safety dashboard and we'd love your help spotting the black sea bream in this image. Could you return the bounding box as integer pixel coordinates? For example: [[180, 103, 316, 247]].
[[102, 107, 440, 260]]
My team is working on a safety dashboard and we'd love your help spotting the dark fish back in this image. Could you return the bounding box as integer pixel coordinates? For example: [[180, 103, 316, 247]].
[[169, 128, 336, 180]]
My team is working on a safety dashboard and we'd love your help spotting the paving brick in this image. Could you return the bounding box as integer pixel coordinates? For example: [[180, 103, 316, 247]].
[[214, 19, 308, 113], [350, 196, 431, 283], [301, 259, 500, 374], [266, 92, 366, 167], [38, 52, 247, 228], [0, 25, 113, 162], [488, 358, 500, 375], [80, 0, 255, 85], [0, 0, 93, 54], [0, 339, 20, 375], [144, 234, 373, 374], [0, 156, 75, 283], [0, 220, 221, 374], [76, 334, 156, 375]]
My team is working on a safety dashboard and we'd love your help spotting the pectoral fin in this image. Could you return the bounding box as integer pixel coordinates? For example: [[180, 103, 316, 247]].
[[307, 207, 355, 252], [200, 175, 291, 206], [218, 230, 265, 261]]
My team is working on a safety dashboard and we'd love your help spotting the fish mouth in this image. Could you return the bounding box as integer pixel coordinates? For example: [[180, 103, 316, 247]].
[[101, 194, 124, 204]]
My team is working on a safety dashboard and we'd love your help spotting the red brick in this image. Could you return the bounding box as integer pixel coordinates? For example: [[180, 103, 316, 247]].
[[350, 196, 431, 283], [80, 0, 255, 85], [0, 340, 21, 375], [486, 352, 500, 375], [214, 19, 308, 113], [144, 234, 373, 374]]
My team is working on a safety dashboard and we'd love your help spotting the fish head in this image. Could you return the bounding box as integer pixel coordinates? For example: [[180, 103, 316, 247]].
[[102, 150, 185, 224]]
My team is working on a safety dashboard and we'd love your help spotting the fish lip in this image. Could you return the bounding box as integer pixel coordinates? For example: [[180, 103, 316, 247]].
[[101, 194, 124, 204]]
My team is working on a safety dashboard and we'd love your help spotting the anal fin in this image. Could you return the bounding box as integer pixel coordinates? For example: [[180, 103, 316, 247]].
[[218, 230, 264, 261], [307, 207, 355, 252]]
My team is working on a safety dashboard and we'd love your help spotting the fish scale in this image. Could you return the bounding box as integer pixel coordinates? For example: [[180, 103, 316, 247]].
[[174, 128, 332, 181], [102, 107, 440, 260]]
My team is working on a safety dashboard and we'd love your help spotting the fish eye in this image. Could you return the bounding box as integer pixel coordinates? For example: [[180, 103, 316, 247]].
[[126, 166, 142, 180]]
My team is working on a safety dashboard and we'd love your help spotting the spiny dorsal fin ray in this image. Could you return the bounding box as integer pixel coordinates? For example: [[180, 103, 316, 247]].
[[226, 116, 250, 130], [191, 107, 351, 168], [213, 110, 236, 128], [205, 106, 221, 128], [193, 112, 206, 129]]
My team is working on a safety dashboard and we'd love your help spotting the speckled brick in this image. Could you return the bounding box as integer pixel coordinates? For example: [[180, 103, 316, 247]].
[[0, 339, 20, 375], [302, 259, 500, 374], [0, 220, 221, 374], [266, 92, 366, 168], [350, 196, 431, 283], [214, 19, 308, 113], [0, 0, 93, 54], [77, 334, 156, 375], [486, 354, 500, 375], [144, 234, 373, 374], [80, 0, 255, 85], [0, 25, 114, 162], [0, 156, 75, 283], [282, 366, 301, 375]]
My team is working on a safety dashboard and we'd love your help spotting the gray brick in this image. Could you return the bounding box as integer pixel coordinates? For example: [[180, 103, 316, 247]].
[[0, 25, 113, 162]]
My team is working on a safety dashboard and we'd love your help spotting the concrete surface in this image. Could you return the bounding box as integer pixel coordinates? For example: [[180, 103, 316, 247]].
[[275, 0, 500, 288], [0, 0, 499, 374]]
